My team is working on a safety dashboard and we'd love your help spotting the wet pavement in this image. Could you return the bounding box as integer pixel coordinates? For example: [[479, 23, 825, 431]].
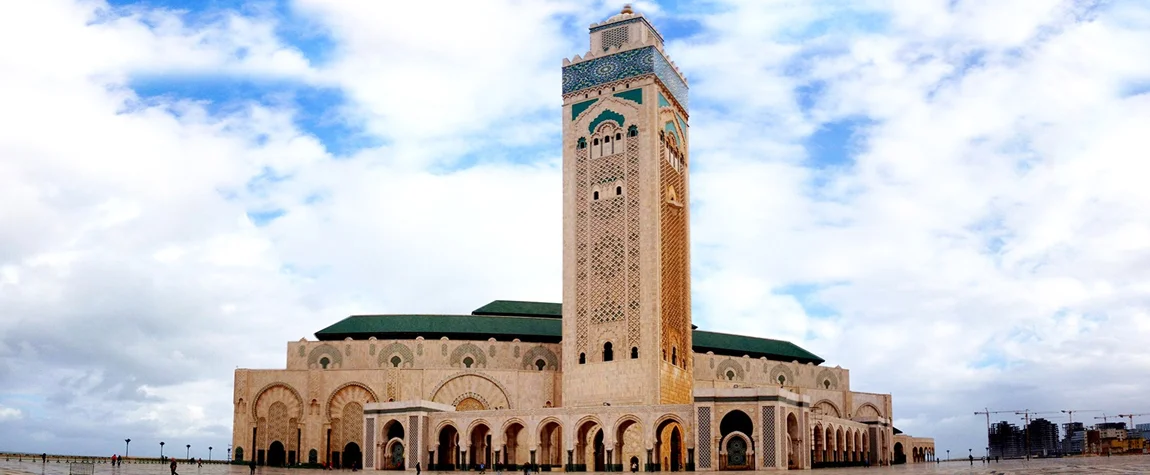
[[4, 457, 1150, 475]]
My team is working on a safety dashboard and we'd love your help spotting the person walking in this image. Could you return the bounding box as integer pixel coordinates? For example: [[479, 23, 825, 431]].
[[415, 462, 421, 475], [249, 459, 256, 475], [170, 457, 178, 475]]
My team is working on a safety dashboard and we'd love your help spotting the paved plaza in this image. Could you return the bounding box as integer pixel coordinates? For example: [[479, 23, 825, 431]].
[[4, 457, 1150, 475]]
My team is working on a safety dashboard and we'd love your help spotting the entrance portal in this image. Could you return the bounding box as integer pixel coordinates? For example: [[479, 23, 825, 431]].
[[726, 438, 747, 469], [389, 442, 405, 470], [268, 442, 286, 467], [893, 442, 905, 465], [344, 442, 362, 469]]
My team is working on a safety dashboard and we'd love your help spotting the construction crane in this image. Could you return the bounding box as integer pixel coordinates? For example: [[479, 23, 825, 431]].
[[976, 408, 1023, 458], [1117, 413, 1149, 428], [1094, 414, 1113, 424], [1061, 409, 1100, 425]]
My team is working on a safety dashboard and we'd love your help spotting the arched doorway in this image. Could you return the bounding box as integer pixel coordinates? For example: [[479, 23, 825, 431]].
[[575, 419, 604, 472], [387, 441, 405, 470], [614, 418, 642, 472], [344, 442, 362, 469], [718, 411, 753, 471], [786, 413, 801, 469], [437, 425, 459, 469], [382, 420, 406, 470], [539, 420, 562, 469], [235, 447, 244, 462], [469, 423, 492, 469], [503, 422, 525, 469], [268, 441, 286, 467], [655, 417, 686, 472], [893, 442, 905, 465]]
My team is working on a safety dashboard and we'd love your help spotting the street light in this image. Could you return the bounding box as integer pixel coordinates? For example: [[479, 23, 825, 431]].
[[186, 445, 191, 459], [946, 449, 949, 461], [209, 447, 213, 461], [125, 439, 131, 458], [160, 442, 165, 459]]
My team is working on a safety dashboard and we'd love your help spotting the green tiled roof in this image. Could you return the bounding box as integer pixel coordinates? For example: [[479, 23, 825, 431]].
[[315, 301, 823, 364], [471, 300, 561, 318], [692, 330, 823, 365], [315, 314, 562, 343]]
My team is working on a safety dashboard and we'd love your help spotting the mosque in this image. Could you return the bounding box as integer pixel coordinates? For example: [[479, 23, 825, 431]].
[[231, 6, 934, 471]]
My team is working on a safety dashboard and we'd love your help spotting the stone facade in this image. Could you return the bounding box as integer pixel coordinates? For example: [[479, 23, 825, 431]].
[[231, 6, 932, 471]]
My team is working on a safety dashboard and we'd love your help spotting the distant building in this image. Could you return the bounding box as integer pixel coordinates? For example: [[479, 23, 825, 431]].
[[1027, 418, 1059, 456], [989, 421, 1026, 458], [1062, 422, 1085, 454]]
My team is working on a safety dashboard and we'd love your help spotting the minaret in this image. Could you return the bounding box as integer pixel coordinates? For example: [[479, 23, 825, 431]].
[[560, 5, 692, 407]]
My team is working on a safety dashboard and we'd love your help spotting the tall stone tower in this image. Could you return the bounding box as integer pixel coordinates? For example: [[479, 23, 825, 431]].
[[561, 5, 692, 407]]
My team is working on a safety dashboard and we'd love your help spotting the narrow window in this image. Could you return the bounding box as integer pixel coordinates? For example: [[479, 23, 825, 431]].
[[630, 347, 638, 359], [726, 370, 735, 381], [579, 353, 586, 364], [593, 191, 600, 200], [615, 133, 622, 141], [577, 137, 587, 149], [604, 136, 611, 143], [629, 125, 638, 137], [319, 357, 330, 369], [671, 347, 677, 365], [535, 359, 546, 371], [616, 186, 622, 196], [603, 342, 614, 362], [778, 375, 786, 385], [824, 379, 831, 389], [594, 138, 600, 146], [390, 356, 401, 368], [463, 356, 474, 368]]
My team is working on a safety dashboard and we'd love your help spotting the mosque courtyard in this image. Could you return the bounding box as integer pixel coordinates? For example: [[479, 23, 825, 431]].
[[4, 456, 1150, 475]]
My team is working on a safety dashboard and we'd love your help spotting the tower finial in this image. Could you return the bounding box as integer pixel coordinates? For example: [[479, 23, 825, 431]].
[[621, 4, 634, 14]]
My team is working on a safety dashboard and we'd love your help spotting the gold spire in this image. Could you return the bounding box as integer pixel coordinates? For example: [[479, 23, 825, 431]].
[[621, 4, 634, 14]]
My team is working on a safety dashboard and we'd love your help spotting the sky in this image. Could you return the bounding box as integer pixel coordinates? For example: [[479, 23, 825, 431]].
[[1, 0, 1150, 460]]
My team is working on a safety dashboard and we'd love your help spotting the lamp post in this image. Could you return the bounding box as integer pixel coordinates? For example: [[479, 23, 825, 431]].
[[125, 439, 131, 458], [986, 447, 990, 461], [186, 445, 191, 460], [946, 449, 949, 461], [209, 447, 213, 461], [160, 442, 165, 459], [227, 447, 232, 462]]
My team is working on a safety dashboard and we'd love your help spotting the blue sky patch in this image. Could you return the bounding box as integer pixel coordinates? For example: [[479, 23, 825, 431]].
[[129, 76, 378, 156], [776, 282, 843, 318], [805, 116, 873, 169], [247, 209, 285, 226]]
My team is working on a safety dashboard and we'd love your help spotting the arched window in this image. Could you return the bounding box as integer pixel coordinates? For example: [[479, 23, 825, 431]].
[[616, 186, 622, 195], [577, 137, 587, 149], [671, 347, 677, 365], [463, 356, 474, 368], [319, 357, 330, 369], [390, 356, 401, 368], [594, 138, 600, 146], [630, 347, 638, 359], [615, 132, 622, 140], [593, 191, 600, 200], [628, 125, 638, 137], [726, 370, 735, 380], [777, 374, 786, 385], [579, 353, 586, 364], [604, 136, 611, 143], [535, 359, 546, 371], [823, 379, 831, 389], [603, 342, 614, 362]]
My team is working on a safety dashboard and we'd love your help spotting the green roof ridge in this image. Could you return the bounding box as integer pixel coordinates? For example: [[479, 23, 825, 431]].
[[314, 302, 824, 365]]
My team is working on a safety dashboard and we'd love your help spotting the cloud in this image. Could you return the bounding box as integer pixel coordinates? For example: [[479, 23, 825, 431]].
[[0, 405, 22, 421], [1, 0, 1149, 459]]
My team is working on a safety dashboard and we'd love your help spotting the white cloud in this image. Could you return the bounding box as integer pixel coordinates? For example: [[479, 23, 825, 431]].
[[0, 405, 22, 421], [2, 0, 1149, 459]]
